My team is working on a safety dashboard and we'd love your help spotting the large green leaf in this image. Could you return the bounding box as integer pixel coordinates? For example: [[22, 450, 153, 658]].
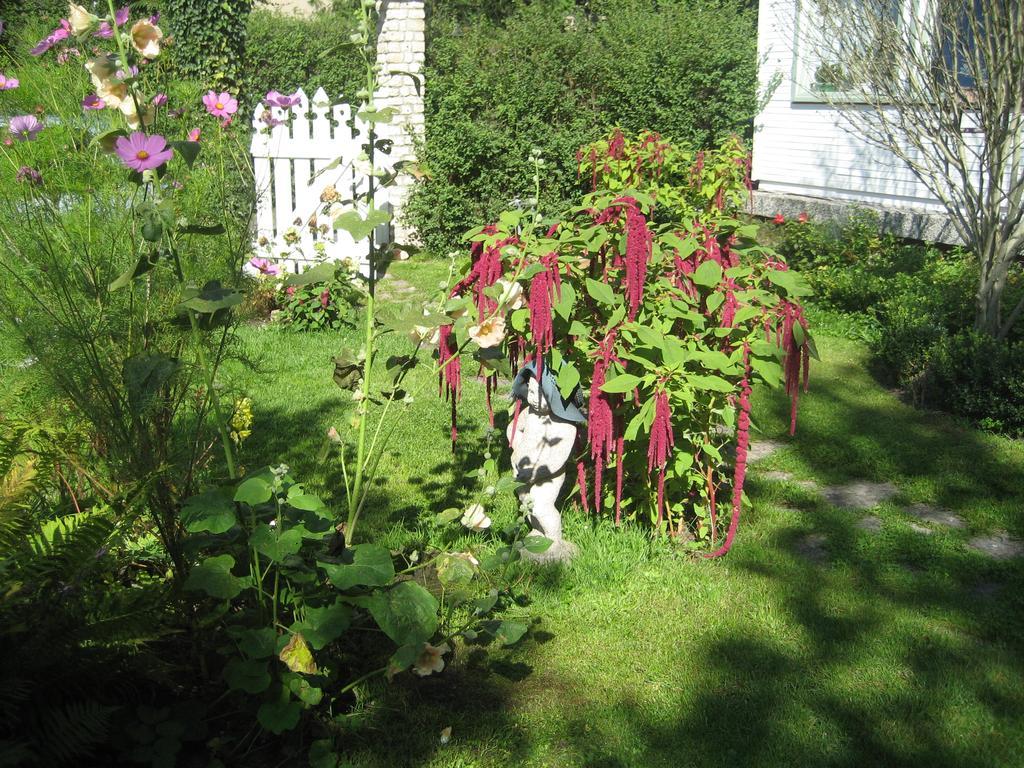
[[184, 555, 248, 599], [333, 207, 392, 242], [585, 278, 616, 306], [290, 600, 352, 650], [235, 476, 273, 506], [284, 261, 337, 288], [692, 260, 724, 288], [223, 657, 271, 694], [600, 373, 642, 393], [109, 248, 164, 291], [553, 282, 576, 321], [257, 693, 301, 735], [232, 627, 277, 659], [367, 581, 438, 646], [279, 632, 317, 674], [177, 281, 243, 315], [180, 488, 237, 534], [250, 524, 303, 562], [319, 543, 395, 590], [766, 268, 813, 297]]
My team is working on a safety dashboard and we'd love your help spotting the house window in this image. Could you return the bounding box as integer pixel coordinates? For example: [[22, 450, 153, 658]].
[[792, 0, 910, 103]]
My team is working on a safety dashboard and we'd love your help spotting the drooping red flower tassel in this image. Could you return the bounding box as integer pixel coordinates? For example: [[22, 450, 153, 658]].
[[614, 433, 625, 525], [779, 301, 810, 436], [647, 389, 675, 527], [527, 252, 561, 377], [621, 199, 652, 321], [576, 459, 590, 515], [588, 332, 617, 513], [704, 344, 752, 558]]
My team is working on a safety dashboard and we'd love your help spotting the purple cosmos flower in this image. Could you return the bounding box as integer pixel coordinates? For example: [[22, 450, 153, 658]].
[[148, 13, 160, 24], [94, 22, 113, 38], [16, 166, 43, 186], [9, 115, 43, 142], [248, 257, 281, 276], [30, 20, 70, 56], [114, 131, 173, 172], [263, 90, 302, 109], [0, 73, 17, 90], [82, 94, 104, 110], [202, 91, 237, 118], [152, 93, 168, 107], [115, 65, 139, 80], [117, 7, 131, 26]]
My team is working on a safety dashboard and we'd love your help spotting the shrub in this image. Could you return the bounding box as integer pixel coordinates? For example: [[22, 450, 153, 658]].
[[407, 0, 759, 255], [239, 9, 365, 110], [925, 330, 1024, 436], [164, 0, 254, 86], [420, 131, 813, 553]]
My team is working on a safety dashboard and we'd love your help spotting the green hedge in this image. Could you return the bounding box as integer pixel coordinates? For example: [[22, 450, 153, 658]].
[[406, 0, 759, 255], [239, 9, 365, 110], [164, 0, 253, 86]]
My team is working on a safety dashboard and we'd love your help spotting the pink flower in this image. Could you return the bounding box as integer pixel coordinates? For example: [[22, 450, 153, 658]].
[[82, 94, 104, 110], [0, 74, 19, 90], [187, 127, 201, 142], [773, 214, 785, 225], [263, 90, 302, 109], [260, 109, 285, 129], [16, 166, 43, 186], [116, 7, 131, 26], [319, 289, 330, 308], [9, 115, 43, 142], [248, 257, 281, 276], [94, 22, 113, 39], [114, 131, 173, 172], [202, 91, 237, 118], [152, 93, 168, 107], [797, 212, 809, 223], [285, 286, 296, 297], [30, 20, 70, 56]]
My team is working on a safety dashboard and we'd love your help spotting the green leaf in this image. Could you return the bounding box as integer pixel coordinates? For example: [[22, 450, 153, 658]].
[[290, 601, 352, 650], [223, 657, 271, 694], [662, 232, 698, 258], [234, 627, 277, 659], [633, 325, 665, 350], [180, 488, 236, 534], [250, 524, 303, 562], [309, 739, 340, 768], [333, 207, 391, 242], [436, 554, 474, 587], [367, 581, 438, 646], [553, 282, 576, 321], [178, 222, 225, 237], [170, 140, 200, 169], [257, 694, 301, 735], [523, 535, 553, 554], [234, 477, 273, 506], [184, 555, 247, 599], [585, 278, 616, 306], [750, 357, 783, 385], [285, 261, 337, 288], [109, 248, 164, 291], [177, 281, 243, 314], [284, 671, 323, 706], [692, 260, 724, 288], [689, 375, 734, 392], [766, 268, 813, 297], [600, 374, 642, 393], [287, 493, 326, 512], [319, 543, 395, 590], [556, 362, 581, 400], [483, 620, 528, 646], [386, 643, 422, 678], [279, 632, 317, 674], [123, 352, 180, 415], [93, 128, 127, 153]]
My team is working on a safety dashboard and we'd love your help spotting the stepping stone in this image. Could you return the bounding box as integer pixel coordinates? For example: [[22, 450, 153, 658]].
[[761, 470, 794, 482], [821, 481, 898, 510], [908, 522, 933, 536], [748, 440, 783, 463], [967, 532, 1024, 561], [856, 515, 882, 533], [793, 533, 829, 564], [907, 503, 965, 529]]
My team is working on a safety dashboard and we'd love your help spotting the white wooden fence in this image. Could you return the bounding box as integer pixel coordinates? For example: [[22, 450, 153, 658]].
[[249, 87, 391, 277]]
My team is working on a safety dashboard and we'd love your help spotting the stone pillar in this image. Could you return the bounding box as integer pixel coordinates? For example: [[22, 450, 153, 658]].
[[375, 0, 425, 246]]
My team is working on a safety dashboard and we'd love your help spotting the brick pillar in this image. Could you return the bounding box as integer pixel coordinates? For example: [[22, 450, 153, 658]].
[[375, 0, 425, 246]]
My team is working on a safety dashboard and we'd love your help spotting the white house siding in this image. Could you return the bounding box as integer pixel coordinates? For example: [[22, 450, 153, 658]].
[[750, 0, 963, 243]]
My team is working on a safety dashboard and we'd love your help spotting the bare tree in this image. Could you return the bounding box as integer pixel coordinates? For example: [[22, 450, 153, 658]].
[[804, 0, 1024, 338]]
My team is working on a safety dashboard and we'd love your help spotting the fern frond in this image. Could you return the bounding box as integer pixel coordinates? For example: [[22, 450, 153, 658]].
[[35, 699, 116, 765]]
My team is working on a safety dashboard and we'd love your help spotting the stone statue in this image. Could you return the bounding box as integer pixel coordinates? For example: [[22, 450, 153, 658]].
[[507, 364, 585, 563]]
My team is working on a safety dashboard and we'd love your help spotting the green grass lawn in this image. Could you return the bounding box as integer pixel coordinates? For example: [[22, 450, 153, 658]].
[[226, 260, 1024, 768]]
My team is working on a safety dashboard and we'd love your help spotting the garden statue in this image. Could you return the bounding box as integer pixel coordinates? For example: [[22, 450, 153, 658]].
[[508, 364, 586, 563]]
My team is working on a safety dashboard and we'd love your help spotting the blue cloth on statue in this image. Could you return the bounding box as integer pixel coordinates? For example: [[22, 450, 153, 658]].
[[511, 361, 586, 425]]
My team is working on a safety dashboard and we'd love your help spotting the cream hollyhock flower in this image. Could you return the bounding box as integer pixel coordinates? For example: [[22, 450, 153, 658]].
[[468, 315, 506, 349], [409, 324, 440, 346], [68, 3, 97, 35], [461, 503, 491, 532], [96, 80, 127, 108], [119, 97, 154, 129], [412, 642, 450, 677], [86, 56, 119, 91], [495, 279, 524, 310], [130, 19, 163, 58]]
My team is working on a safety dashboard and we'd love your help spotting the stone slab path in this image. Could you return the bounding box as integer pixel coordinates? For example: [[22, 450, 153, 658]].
[[967, 532, 1024, 561], [821, 481, 898, 510], [907, 503, 965, 529]]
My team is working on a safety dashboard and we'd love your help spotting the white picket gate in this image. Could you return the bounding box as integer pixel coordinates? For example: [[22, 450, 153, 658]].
[[249, 87, 391, 277]]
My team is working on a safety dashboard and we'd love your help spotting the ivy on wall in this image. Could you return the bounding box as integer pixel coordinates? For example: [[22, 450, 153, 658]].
[[164, 0, 254, 87]]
